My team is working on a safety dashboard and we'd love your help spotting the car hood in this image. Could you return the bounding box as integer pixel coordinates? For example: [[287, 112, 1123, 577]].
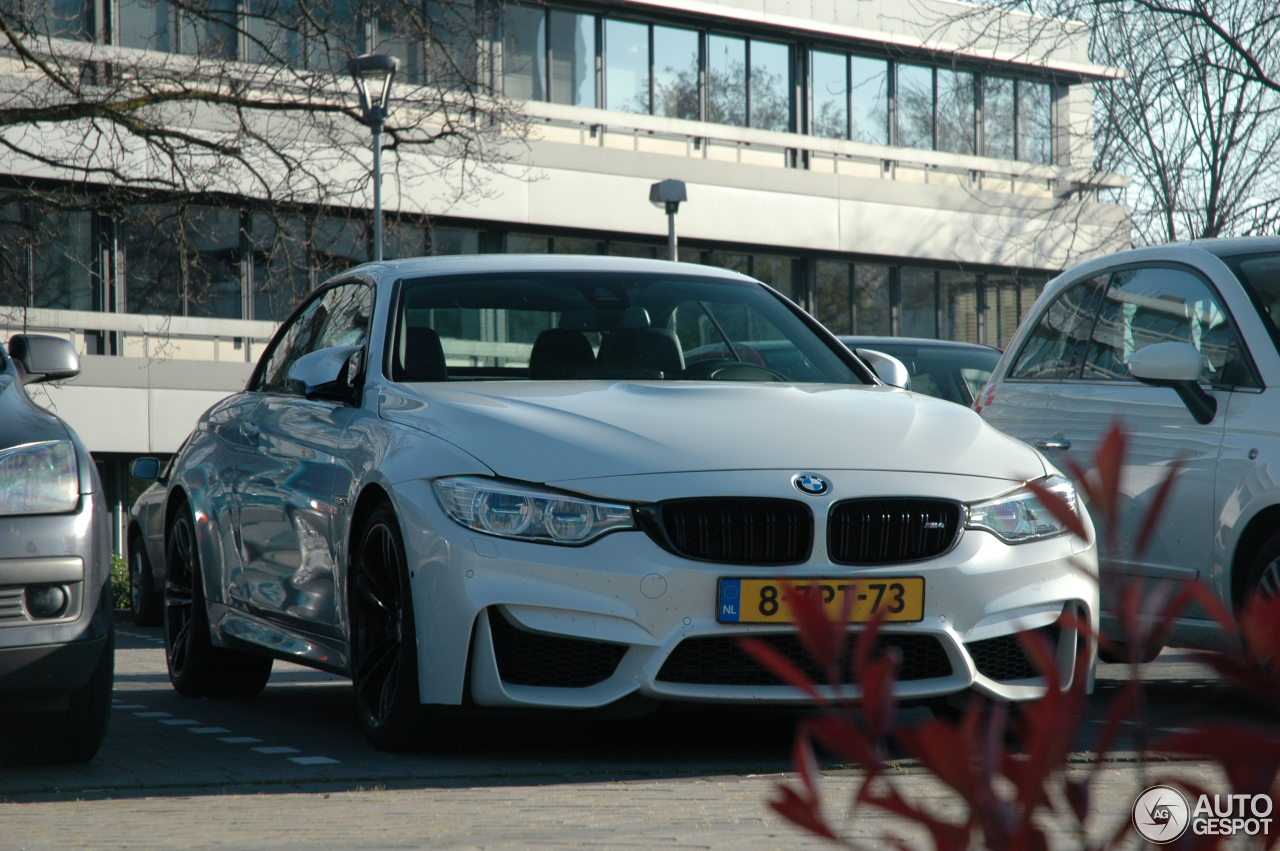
[[378, 381, 1045, 486]]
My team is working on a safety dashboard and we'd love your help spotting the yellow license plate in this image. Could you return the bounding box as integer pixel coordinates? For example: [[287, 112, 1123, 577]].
[[716, 577, 925, 624]]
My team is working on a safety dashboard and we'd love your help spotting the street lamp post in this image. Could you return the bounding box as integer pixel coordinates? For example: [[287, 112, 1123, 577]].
[[649, 179, 687, 261], [348, 54, 400, 263]]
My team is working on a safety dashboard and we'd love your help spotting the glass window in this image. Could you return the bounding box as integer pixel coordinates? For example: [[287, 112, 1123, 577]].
[[605, 19, 649, 114], [1017, 80, 1052, 165], [122, 206, 185, 317], [31, 208, 93, 311], [900, 267, 937, 338], [313, 216, 368, 275], [854, 265, 891, 335], [185, 207, 242, 319], [376, 2, 421, 85], [1009, 276, 1106, 379], [752, 255, 798, 305], [935, 69, 974, 155], [245, 0, 303, 66], [810, 51, 847, 139], [706, 34, 746, 126], [552, 236, 599, 254], [749, 39, 790, 132], [251, 213, 310, 322], [1222, 252, 1280, 360], [896, 64, 933, 150], [988, 274, 1020, 348], [0, 200, 28, 309], [257, 284, 376, 393], [177, 0, 237, 58], [652, 25, 699, 120], [508, 234, 551, 253], [983, 76, 1015, 159], [709, 251, 749, 275], [384, 220, 427, 260], [816, 260, 851, 335], [940, 272, 978, 343], [608, 242, 657, 259], [302, 0, 364, 73], [432, 228, 479, 254], [118, 0, 174, 51], [502, 4, 545, 101], [549, 10, 595, 107], [422, 0, 478, 89], [390, 271, 861, 383], [850, 56, 889, 145], [20, 0, 90, 38], [864, 342, 1000, 405], [1084, 266, 1249, 385]]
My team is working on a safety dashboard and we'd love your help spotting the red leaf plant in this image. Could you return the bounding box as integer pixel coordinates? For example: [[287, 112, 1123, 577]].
[[740, 420, 1280, 849]]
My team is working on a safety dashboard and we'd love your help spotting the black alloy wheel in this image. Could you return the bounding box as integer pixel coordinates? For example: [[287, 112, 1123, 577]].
[[1248, 532, 1280, 603], [165, 510, 198, 684], [164, 503, 272, 698], [351, 502, 428, 750]]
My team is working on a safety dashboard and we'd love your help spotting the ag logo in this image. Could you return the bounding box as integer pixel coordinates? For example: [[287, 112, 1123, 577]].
[[1133, 785, 1190, 844], [792, 473, 830, 496]]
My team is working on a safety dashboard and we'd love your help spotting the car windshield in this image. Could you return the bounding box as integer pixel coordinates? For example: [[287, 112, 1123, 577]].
[[844, 340, 1001, 405], [1222, 251, 1280, 357], [389, 272, 862, 384]]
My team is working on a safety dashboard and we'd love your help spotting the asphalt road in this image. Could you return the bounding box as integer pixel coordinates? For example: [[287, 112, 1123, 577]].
[[0, 620, 1264, 850]]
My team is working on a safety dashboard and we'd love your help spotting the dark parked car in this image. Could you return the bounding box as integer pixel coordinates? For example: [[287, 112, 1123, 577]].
[[838, 336, 1002, 406], [0, 334, 114, 765], [127, 452, 175, 627]]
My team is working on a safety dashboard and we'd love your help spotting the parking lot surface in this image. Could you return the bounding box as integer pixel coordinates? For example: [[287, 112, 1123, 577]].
[[0, 623, 1253, 849]]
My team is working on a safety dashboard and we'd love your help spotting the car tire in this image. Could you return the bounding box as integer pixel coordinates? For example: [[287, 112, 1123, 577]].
[[1097, 641, 1162, 664], [350, 501, 434, 751], [129, 535, 164, 627], [1244, 530, 1280, 605], [0, 621, 115, 766], [164, 502, 272, 698]]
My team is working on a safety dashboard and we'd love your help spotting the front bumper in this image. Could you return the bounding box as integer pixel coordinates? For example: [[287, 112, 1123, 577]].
[[391, 474, 1098, 709], [0, 492, 113, 697]]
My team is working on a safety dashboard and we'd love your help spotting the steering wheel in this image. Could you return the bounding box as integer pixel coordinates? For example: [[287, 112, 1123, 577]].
[[707, 363, 789, 382]]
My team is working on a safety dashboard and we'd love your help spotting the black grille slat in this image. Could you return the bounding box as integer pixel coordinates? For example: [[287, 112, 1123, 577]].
[[656, 633, 953, 686], [488, 608, 628, 689], [829, 499, 961, 565], [966, 625, 1060, 681], [657, 499, 811, 565], [0, 589, 24, 621]]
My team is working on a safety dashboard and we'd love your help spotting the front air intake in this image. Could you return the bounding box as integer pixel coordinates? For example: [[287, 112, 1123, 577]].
[[827, 498, 961, 565], [656, 632, 953, 685], [487, 608, 628, 689], [645, 498, 812, 565]]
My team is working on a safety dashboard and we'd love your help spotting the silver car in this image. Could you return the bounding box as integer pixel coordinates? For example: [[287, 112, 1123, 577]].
[[158, 255, 1096, 749], [0, 335, 114, 765], [978, 236, 1280, 655]]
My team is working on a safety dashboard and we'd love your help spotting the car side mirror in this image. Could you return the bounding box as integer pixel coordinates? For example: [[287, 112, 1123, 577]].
[[131, 457, 160, 482], [287, 344, 364, 403], [1128, 341, 1217, 425], [855, 348, 910, 389], [7, 334, 80, 385]]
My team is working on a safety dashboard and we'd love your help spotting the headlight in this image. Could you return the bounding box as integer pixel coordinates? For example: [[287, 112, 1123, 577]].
[[433, 477, 635, 545], [0, 441, 80, 516], [966, 476, 1077, 544]]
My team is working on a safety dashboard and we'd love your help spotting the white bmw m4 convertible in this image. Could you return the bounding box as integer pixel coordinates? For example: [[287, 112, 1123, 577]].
[[159, 254, 1097, 748]]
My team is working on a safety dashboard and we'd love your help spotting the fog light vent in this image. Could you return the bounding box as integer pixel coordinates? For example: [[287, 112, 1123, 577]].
[[25, 584, 69, 619]]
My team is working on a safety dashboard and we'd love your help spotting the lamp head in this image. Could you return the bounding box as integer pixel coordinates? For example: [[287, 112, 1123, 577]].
[[348, 54, 400, 124]]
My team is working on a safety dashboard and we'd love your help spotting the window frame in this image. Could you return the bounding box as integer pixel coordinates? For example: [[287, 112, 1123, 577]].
[[248, 277, 376, 396], [1008, 261, 1261, 389]]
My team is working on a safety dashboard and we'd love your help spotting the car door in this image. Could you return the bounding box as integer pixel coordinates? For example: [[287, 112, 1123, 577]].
[[234, 283, 375, 636], [1041, 263, 1252, 607], [979, 274, 1108, 452]]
